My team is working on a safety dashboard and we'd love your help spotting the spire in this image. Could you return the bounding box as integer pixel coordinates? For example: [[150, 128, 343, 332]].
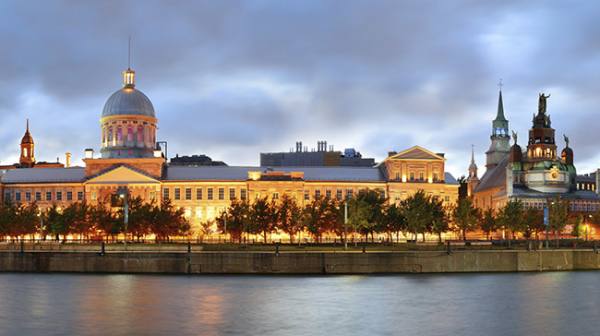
[[470, 145, 475, 165], [468, 145, 479, 181], [494, 88, 507, 122], [26, 118, 29, 133], [122, 37, 135, 88]]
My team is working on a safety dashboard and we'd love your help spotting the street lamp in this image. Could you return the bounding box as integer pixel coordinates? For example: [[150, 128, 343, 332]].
[[344, 201, 348, 250], [117, 187, 129, 250]]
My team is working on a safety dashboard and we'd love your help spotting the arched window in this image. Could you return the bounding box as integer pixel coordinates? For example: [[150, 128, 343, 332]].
[[108, 127, 113, 143], [127, 126, 134, 143], [117, 126, 123, 143]]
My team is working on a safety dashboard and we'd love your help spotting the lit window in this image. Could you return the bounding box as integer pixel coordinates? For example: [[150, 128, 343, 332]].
[[163, 188, 170, 200], [273, 192, 279, 200], [185, 188, 192, 200], [229, 188, 236, 200], [218, 188, 224, 200], [304, 190, 310, 201], [207, 188, 214, 200], [196, 188, 203, 200], [174, 188, 181, 200], [240, 189, 247, 200]]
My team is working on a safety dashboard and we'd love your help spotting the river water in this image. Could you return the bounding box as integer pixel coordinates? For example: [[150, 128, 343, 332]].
[[0, 272, 598, 336]]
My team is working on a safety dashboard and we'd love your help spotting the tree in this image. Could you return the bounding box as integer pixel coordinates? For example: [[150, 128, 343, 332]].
[[89, 201, 119, 241], [497, 199, 524, 247], [480, 208, 497, 240], [217, 199, 250, 243], [523, 207, 544, 240], [249, 197, 277, 243], [276, 195, 303, 243], [430, 197, 449, 243], [452, 198, 479, 241], [548, 197, 569, 247], [401, 190, 433, 242], [150, 199, 190, 242], [303, 196, 337, 242], [382, 203, 406, 242]]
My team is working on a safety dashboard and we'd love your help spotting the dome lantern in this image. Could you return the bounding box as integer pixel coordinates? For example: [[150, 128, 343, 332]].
[[122, 68, 135, 88]]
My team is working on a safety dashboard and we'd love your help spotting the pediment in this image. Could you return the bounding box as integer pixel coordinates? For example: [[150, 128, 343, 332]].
[[85, 165, 160, 184], [387, 146, 445, 161]]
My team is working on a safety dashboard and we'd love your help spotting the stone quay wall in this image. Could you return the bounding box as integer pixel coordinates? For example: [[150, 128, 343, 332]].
[[1, 250, 600, 274]]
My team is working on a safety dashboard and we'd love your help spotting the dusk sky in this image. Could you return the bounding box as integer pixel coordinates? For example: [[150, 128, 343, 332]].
[[1, 1, 599, 177]]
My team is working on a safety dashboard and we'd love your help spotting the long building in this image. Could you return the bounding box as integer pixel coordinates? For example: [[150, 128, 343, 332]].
[[0, 65, 459, 236]]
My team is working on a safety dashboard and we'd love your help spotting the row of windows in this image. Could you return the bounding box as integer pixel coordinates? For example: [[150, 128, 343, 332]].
[[164, 187, 248, 201], [5, 191, 84, 203], [577, 183, 596, 191]]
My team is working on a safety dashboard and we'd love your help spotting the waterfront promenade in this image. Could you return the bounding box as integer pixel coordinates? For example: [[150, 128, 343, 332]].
[[2, 241, 600, 274]]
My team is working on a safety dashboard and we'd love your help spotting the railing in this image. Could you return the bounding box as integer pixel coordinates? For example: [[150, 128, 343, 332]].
[[0, 238, 598, 253]]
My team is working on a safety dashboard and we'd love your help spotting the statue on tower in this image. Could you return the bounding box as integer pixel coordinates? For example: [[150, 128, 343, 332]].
[[563, 134, 569, 148], [511, 131, 518, 145], [538, 93, 550, 114]]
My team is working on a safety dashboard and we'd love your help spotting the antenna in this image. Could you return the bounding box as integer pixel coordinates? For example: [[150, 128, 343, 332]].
[[128, 36, 132, 69], [498, 78, 503, 91]]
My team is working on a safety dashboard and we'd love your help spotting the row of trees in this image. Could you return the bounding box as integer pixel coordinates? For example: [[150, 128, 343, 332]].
[[0, 198, 190, 241], [217, 191, 590, 244], [0, 189, 592, 244]]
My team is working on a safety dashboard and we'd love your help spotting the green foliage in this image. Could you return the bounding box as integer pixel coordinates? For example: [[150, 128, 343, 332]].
[[497, 199, 524, 241], [452, 198, 480, 241], [216, 199, 250, 243], [480, 208, 497, 239]]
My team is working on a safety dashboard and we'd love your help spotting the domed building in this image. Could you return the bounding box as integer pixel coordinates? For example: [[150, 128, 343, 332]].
[[100, 68, 158, 159], [470, 90, 600, 214]]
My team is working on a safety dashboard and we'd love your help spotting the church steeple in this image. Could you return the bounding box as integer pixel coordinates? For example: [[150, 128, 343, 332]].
[[468, 145, 478, 180], [19, 119, 35, 168], [486, 84, 511, 170]]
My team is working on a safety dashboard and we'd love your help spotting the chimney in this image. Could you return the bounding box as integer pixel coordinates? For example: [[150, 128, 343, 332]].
[[84, 148, 94, 159], [65, 152, 72, 168], [388, 151, 397, 157]]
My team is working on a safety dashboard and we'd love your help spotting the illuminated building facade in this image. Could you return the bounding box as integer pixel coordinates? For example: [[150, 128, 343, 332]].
[[470, 90, 600, 212], [0, 66, 459, 236]]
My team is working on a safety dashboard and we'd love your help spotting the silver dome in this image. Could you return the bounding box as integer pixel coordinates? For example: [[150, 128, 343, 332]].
[[102, 88, 156, 118]]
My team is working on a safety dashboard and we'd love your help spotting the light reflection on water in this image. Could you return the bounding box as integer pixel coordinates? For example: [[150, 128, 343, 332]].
[[0, 272, 599, 336]]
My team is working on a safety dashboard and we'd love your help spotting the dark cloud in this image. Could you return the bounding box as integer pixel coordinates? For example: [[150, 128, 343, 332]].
[[0, 1, 598, 175]]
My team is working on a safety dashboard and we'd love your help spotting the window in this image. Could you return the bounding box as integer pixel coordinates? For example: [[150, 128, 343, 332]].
[[15, 192, 21, 202], [325, 190, 332, 198], [185, 188, 192, 200], [56, 192, 62, 201], [196, 188, 203, 200], [273, 192, 279, 200], [46, 192, 52, 201], [91, 192, 97, 201], [207, 188, 214, 200], [395, 172, 400, 180], [195, 207, 203, 219], [409, 172, 415, 181], [336, 189, 343, 200], [444, 196, 450, 202], [25, 192, 31, 202], [315, 190, 321, 198], [346, 189, 354, 199], [77, 191, 84, 201], [4, 192, 11, 202], [66, 192, 73, 201], [304, 190, 310, 201], [36, 192, 42, 201], [163, 188, 170, 200], [229, 188, 236, 200], [218, 188, 224, 200], [149, 191, 156, 201], [240, 189, 247, 200], [433, 173, 439, 182], [174, 188, 181, 200], [419, 172, 424, 181]]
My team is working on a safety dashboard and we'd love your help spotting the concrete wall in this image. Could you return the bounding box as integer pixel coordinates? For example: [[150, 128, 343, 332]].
[[1, 250, 600, 274]]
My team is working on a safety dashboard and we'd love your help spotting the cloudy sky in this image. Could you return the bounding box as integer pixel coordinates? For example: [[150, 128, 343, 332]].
[[0, 1, 599, 177]]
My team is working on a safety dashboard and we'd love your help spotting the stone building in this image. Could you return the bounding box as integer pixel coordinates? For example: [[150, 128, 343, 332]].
[[0, 65, 459, 236], [470, 90, 600, 213]]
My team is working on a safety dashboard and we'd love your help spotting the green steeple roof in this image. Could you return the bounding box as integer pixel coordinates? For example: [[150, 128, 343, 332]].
[[492, 90, 509, 136], [494, 90, 507, 122]]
